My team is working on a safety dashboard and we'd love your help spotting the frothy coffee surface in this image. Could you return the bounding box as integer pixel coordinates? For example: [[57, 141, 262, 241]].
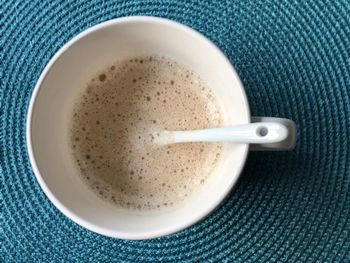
[[69, 56, 223, 210]]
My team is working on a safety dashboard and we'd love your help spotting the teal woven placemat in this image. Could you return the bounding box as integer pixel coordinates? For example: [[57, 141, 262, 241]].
[[2, 0, 350, 262]]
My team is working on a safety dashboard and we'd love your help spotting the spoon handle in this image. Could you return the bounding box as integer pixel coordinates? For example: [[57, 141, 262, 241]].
[[155, 122, 288, 145]]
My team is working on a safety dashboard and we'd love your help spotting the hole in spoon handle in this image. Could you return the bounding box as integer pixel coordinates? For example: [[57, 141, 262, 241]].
[[257, 126, 268, 137], [250, 117, 297, 151]]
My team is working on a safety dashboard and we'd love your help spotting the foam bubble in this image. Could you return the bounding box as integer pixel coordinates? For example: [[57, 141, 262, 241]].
[[69, 55, 223, 211]]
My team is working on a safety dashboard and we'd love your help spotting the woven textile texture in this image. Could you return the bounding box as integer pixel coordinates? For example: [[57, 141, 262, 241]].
[[2, 0, 350, 262]]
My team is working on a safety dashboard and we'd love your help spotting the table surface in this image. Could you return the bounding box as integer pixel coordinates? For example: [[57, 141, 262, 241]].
[[2, 0, 350, 262]]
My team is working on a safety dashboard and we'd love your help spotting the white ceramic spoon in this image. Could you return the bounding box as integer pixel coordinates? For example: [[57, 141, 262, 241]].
[[152, 122, 288, 145]]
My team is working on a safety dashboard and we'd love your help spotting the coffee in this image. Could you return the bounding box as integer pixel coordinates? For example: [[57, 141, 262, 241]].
[[69, 56, 223, 210]]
